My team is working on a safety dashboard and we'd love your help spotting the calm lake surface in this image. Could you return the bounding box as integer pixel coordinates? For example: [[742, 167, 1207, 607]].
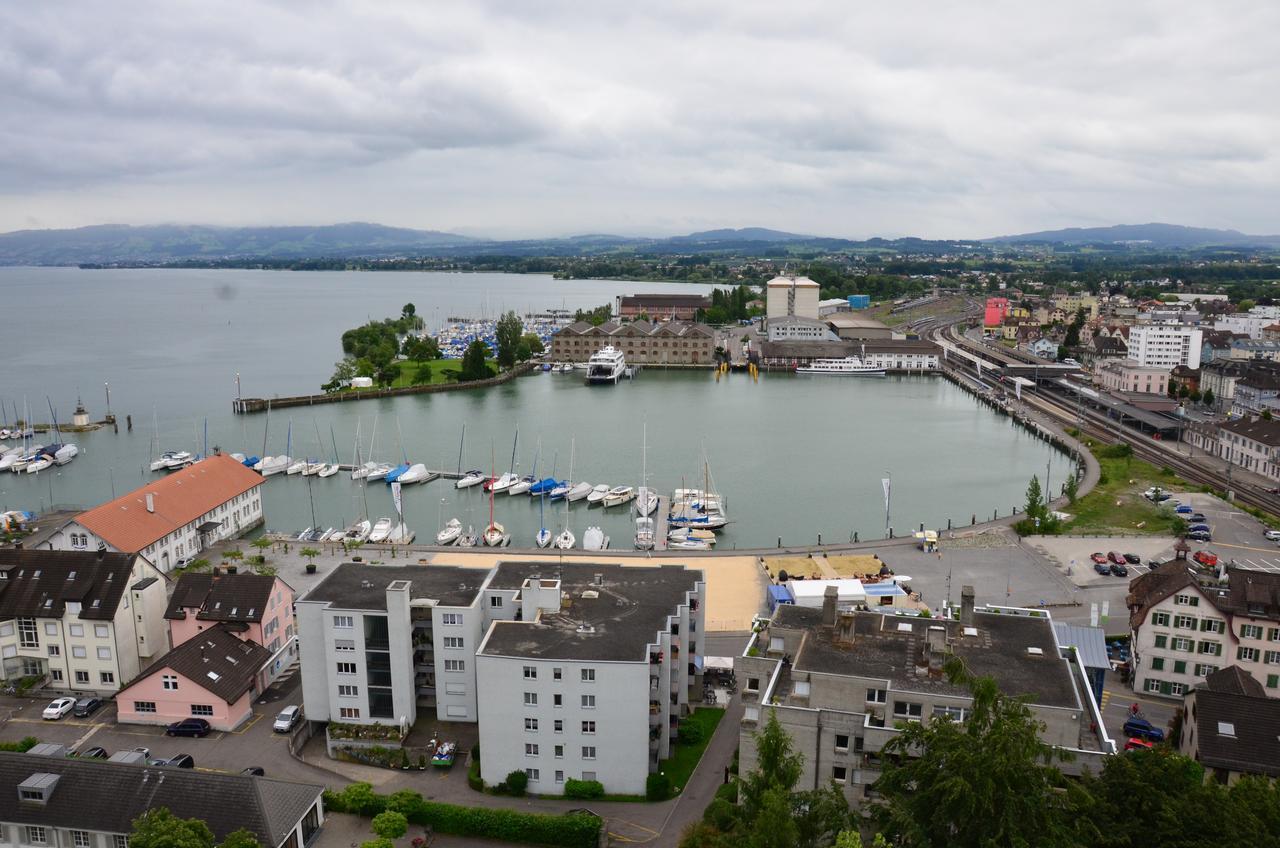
[[0, 268, 1063, 548]]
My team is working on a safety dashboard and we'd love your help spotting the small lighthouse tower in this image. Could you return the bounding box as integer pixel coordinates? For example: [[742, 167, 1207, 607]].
[[72, 397, 89, 428]]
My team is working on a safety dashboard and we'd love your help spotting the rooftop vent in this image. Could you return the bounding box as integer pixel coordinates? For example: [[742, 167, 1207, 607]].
[[962, 626, 979, 637], [581, 590, 600, 600], [1218, 721, 1236, 737], [1026, 647, 1044, 657], [593, 573, 603, 586], [897, 622, 913, 633], [66, 571, 76, 581], [361, 580, 374, 589], [207, 671, 221, 682]]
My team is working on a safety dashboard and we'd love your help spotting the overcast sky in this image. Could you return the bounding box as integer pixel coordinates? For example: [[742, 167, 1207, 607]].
[[2, 1, 1277, 239]]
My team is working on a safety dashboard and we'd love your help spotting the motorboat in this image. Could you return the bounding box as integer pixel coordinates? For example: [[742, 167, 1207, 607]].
[[583, 526, 609, 550], [528, 477, 561, 496], [369, 518, 394, 543], [635, 487, 659, 517], [490, 472, 520, 493], [508, 475, 534, 496], [389, 523, 415, 544], [52, 444, 78, 466], [553, 528, 576, 549], [456, 470, 486, 489], [668, 537, 711, 550], [535, 526, 552, 548], [457, 526, 478, 547], [150, 450, 193, 472], [603, 486, 635, 508], [318, 463, 340, 478], [585, 484, 610, 506], [436, 518, 462, 546], [549, 481, 570, 501], [398, 464, 434, 485], [343, 520, 372, 543], [794, 356, 886, 377], [312, 527, 334, 542], [366, 462, 394, 481], [634, 516, 655, 550], [230, 452, 246, 462], [586, 346, 626, 384], [483, 523, 508, 547], [286, 458, 308, 475], [574, 362, 590, 371], [318, 528, 338, 542], [669, 527, 717, 545], [384, 463, 410, 483], [566, 481, 593, 502], [296, 527, 313, 541]]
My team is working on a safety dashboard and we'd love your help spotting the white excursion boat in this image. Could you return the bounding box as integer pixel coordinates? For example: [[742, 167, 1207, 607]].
[[794, 356, 885, 377], [456, 470, 486, 489], [566, 481, 593, 502], [585, 484, 610, 506], [436, 518, 462, 546], [343, 520, 372, 543], [634, 515, 655, 550], [583, 526, 609, 550], [369, 518, 394, 543], [603, 485, 635, 508], [553, 528, 576, 549], [398, 463, 434, 485], [586, 346, 627, 384]]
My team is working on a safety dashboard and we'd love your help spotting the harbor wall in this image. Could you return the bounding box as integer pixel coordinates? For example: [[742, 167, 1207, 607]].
[[232, 362, 537, 414]]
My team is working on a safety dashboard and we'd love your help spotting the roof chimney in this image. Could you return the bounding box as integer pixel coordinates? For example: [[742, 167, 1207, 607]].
[[822, 584, 838, 627], [960, 585, 975, 626], [145, 493, 155, 513]]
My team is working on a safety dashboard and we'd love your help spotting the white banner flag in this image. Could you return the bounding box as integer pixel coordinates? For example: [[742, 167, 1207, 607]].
[[391, 481, 403, 519], [881, 477, 891, 503], [1015, 380, 1022, 400]]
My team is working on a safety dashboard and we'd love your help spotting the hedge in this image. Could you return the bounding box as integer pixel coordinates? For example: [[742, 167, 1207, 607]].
[[324, 784, 600, 848], [564, 778, 604, 800], [0, 737, 38, 753]]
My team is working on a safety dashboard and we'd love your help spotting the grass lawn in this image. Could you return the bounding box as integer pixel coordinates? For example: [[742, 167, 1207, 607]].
[[339, 358, 497, 392], [1061, 441, 1188, 536], [659, 706, 726, 794]]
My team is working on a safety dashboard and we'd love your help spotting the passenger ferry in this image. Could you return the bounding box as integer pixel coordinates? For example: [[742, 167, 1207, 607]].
[[586, 346, 627, 384], [794, 356, 886, 377]]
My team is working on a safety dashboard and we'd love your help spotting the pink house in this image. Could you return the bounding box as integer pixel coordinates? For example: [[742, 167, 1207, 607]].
[[116, 624, 270, 730], [165, 573, 297, 686]]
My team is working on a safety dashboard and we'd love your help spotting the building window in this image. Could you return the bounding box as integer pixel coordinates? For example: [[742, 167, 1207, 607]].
[[867, 688, 887, 703], [893, 701, 923, 720], [1269, 675, 1280, 689], [1152, 612, 1170, 627], [934, 705, 967, 722], [338, 685, 358, 697], [553, 694, 562, 707], [1173, 660, 1187, 675], [100, 672, 115, 685], [17, 618, 38, 648], [1153, 635, 1168, 649], [191, 704, 214, 716], [1174, 594, 1199, 606], [1195, 664, 1219, 677], [746, 678, 760, 693], [43, 622, 57, 636], [26, 827, 47, 845], [525, 768, 540, 781], [1169, 682, 1186, 696], [97, 646, 112, 660], [334, 639, 355, 652], [337, 662, 357, 675], [75, 670, 90, 684], [524, 692, 538, 706], [1150, 658, 1165, 671], [581, 668, 596, 682], [555, 770, 564, 783], [1143, 678, 1162, 693], [1172, 637, 1194, 652], [525, 743, 539, 756], [94, 624, 109, 638], [339, 707, 361, 719], [443, 659, 465, 672], [72, 832, 90, 848], [1173, 615, 1196, 630], [834, 734, 849, 751], [47, 645, 60, 657], [162, 674, 179, 690], [582, 746, 597, 760], [333, 615, 354, 629], [1239, 647, 1261, 662], [1201, 619, 1225, 634], [1265, 651, 1280, 665], [50, 669, 63, 682], [553, 667, 562, 680], [582, 720, 596, 734], [525, 718, 539, 731], [581, 695, 596, 709], [832, 765, 848, 783], [441, 613, 462, 625], [524, 666, 537, 679], [72, 646, 87, 658], [1242, 624, 1264, 640], [554, 719, 563, 733], [490, 596, 504, 608], [135, 701, 157, 713], [443, 637, 464, 649]]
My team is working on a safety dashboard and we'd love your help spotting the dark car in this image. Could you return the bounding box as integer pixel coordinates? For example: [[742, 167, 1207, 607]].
[[1090, 552, 1108, 565], [1123, 553, 1141, 564], [1123, 716, 1165, 742], [1190, 513, 1206, 523], [1093, 562, 1111, 576], [1109, 562, 1129, 577], [165, 718, 211, 738], [1108, 551, 1125, 565], [75, 746, 109, 759], [163, 753, 195, 769], [72, 697, 102, 718], [1188, 523, 1211, 533], [241, 766, 266, 776], [1147, 560, 1162, 570], [1188, 530, 1212, 542]]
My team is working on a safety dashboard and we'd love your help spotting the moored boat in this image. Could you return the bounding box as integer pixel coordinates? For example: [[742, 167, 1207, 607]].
[[603, 485, 635, 508], [436, 518, 462, 546], [369, 517, 393, 543], [583, 526, 609, 550], [566, 481, 592, 502], [585, 483, 610, 506], [585, 346, 626, 384], [456, 470, 486, 489], [794, 356, 885, 377]]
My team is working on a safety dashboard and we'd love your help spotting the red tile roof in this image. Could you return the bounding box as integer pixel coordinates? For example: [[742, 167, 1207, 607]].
[[75, 454, 262, 553]]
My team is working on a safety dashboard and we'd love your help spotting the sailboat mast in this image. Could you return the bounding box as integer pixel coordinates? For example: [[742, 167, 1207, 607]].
[[261, 402, 271, 459], [509, 426, 519, 477], [457, 423, 465, 474]]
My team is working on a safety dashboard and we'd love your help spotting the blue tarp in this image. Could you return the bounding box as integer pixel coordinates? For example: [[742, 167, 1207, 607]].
[[768, 584, 794, 611]]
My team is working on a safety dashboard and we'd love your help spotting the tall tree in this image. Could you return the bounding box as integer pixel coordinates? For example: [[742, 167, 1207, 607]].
[[459, 339, 493, 381], [739, 710, 805, 820], [130, 809, 215, 848], [216, 832, 262, 848], [495, 310, 524, 368], [1023, 474, 1045, 522]]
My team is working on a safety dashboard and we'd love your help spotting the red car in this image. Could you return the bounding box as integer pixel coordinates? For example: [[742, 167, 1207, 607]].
[[1194, 550, 1218, 567], [1123, 737, 1154, 752], [1091, 552, 1108, 565], [1108, 551, 1126, 565]]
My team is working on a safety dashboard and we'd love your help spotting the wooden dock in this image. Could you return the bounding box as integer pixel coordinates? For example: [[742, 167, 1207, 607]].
[[654, 495, 669, 551]]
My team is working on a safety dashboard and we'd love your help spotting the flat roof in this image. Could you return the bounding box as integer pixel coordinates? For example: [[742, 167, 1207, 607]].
[[301, 562, 489, 610], [480, 562, 701, 662], [773, 605, 1078, 708]]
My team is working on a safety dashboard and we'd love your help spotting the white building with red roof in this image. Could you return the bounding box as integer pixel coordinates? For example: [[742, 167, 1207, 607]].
[[40, 454, 264, 572]]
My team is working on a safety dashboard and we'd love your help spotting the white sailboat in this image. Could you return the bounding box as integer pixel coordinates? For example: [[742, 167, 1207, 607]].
[[398, 463, 433, 484], [437, 517, 462, 545], [553, 437, 577, 549], [566, 481, 592, 502], [483, 446, 506, 546], [634, 515, 655, 551], [343, 519, 372, 543], [318, 463, 340, 478]]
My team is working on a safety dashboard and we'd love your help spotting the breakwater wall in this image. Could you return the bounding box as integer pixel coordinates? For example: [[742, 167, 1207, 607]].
[[232, 362, 536, 414]]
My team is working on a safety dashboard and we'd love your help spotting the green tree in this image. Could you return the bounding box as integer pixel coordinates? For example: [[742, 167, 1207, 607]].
[[739, 710, 804, 820], [834, 833, 889, 848], [324, 359, 358, 392], [375, 361, 400, 387], [299, 547, 320, 566], [401, 334, 440, 361], [1178, 384, 1191, 399], [1023, 474, 1045, 522], [459, 340, 493, 381], [223, 548, 243, 565], [401, 302, 416, 319], [359, 840, 394, 848], [370, 811, 408, 841], [873, 661, 1095, 848], [1203, 387, 1215, 407], [1238, 299, 1256, 312], [412, 361, 432, 385], [515, 341, 532, 362], [1189, 388, 1202, 404], [216, 831, 261, 848], [131, 808, 214, 848], [1064, 473, 1079, 505], [573, 304, 613, 325], [520, 333, 545, 354], [1264, 408, 1273, 421], [494, 310, 524, 368]]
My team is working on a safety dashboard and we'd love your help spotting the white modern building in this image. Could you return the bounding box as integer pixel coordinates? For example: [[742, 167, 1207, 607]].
[[476, 563, 705, 796], [1126, 325, 1203, 371], [40, 453, 264, 572], [0, 550, 168, 695], [766, 316, 837, 342], [766, 275, 820, 321]]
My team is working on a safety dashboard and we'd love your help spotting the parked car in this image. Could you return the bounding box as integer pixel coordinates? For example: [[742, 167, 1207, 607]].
[[1147, 560, 1162, 570], [72, 697, 102, 718], [1123, 737, 1154, 752], [1188, 523, 1211, 533], [1093, 561, 1111, 576], [273, 705, 302, 733], [75, 747, 109, 759], [1175, 505, 1193, 515], [241, 766, 266, 776], [163, 753, 195, 769], [1190, 513, 1206, 523], [1188, 530, 1212, 542], [1123, 717, 1165, 742], [132, 747, 151, 759], [42, 697, 76, 720], [1108, 551, 1126, 565], [1266, 530, 1280, 542], [165, 718, 211, 738], [1123, 553, 1141, 564], [1193, 550, 1218, 567], [1090, 552, 1108, 565], [1110, 562, 1129, 577]]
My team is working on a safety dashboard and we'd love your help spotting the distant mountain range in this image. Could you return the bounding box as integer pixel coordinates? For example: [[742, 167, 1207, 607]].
[[985, 222, 1280, 248], [1, 221, 1277, 265]]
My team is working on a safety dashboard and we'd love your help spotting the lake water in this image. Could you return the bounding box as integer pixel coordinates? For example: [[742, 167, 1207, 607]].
[[0, 268, 1064, 548]]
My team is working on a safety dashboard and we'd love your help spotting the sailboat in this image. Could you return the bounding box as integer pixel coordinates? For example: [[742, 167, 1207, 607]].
[[531, 446, 551, 547], [437, 498, 462, 545], [483, 446, 507, 546], [553, 438, 577, 549], [454, 424, 485, 487], [256, 411, 291, 476], [668, 451, 728, 529], [634, 423, 655, 550], [490, 428, 521, 493]]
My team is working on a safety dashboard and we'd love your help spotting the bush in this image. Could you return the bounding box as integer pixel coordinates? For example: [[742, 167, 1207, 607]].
[[647, 772, 672, 801], [678, 722, 706, 745], [503, 768, 529, 797], [564, 778, 604, 800], [702, 798, 738, 830], [467, 757, 484, 792], [714, 780, 739, 804], [371, 811, 408, 840], [0, 737, 38, 753]]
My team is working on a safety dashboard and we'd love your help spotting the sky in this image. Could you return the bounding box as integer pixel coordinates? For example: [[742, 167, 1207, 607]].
[[2, 1, 1278, 239]]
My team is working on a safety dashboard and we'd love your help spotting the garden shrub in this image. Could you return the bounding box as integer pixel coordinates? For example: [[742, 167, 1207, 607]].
[[563, 778, 604, 800], [0, 737, 38, 753], [647, 772, 672, 801], [503, 768, 529, 797]]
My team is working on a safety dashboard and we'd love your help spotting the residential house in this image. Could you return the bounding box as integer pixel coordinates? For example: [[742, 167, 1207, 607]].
[[1028, 338, 1058, 359], [858, 341, 941, 371], [1096, 359, 1170, 397], [1229, 374, 1280, 417], [164, 572, 297, 683], [1179, 667, 1280, 784], [1217, 418, 1280, 482], [1198, 359, 1280, 412], [0, 750, 323, 848], [40, 454, 264, 572], [983, 297, 1010, 331], [1127, 325, 1202, 371], [1229, 339, 1280, 362], [0, 550, 167, 695]]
